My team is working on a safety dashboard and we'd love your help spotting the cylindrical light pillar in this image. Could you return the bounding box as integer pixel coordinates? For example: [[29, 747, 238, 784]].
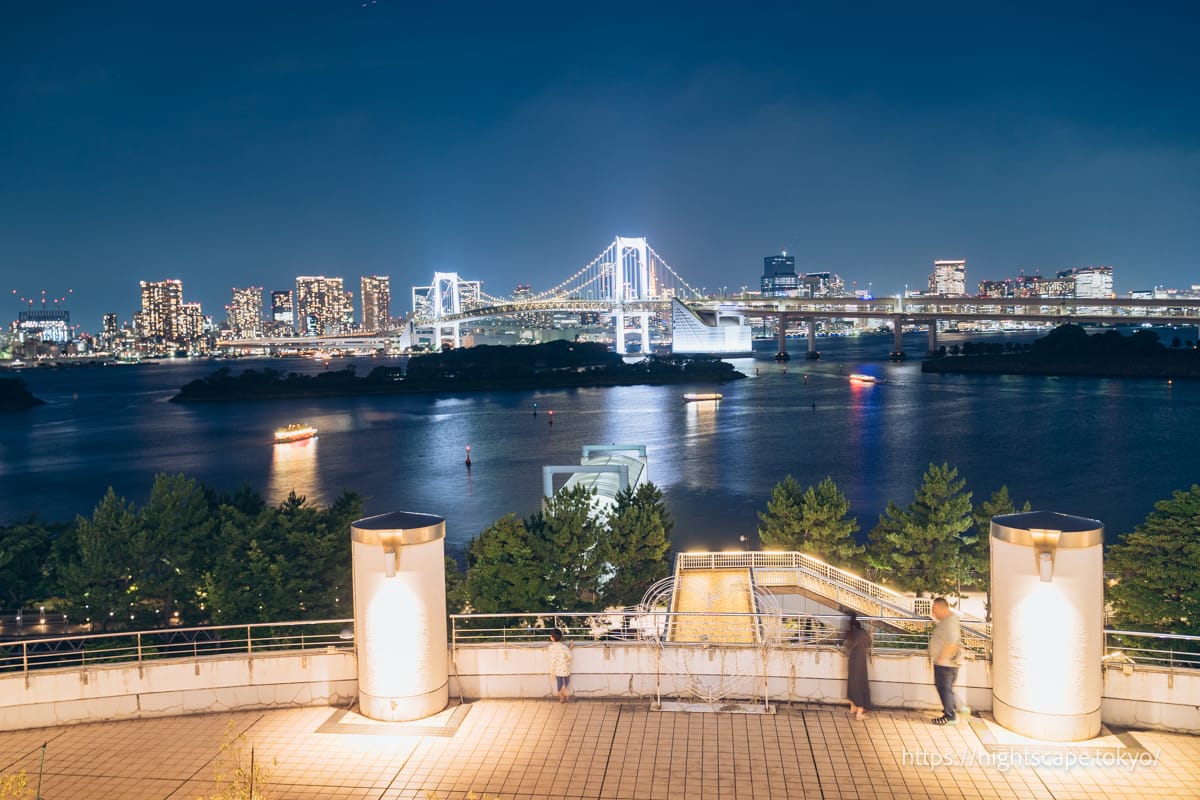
[[351, 511, 448, 721], [990, 511, 1104, 741]]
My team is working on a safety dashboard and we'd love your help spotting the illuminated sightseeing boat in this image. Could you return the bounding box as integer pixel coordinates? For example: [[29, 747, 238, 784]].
[[682, 392, 723, 402], [274, 423, 318, 444]]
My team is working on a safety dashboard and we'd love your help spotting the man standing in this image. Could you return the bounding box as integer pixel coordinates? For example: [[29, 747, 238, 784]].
[[929, 597, 961, 725]]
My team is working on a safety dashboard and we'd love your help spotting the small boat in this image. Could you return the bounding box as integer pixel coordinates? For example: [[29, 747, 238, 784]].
[[682, 392, 723, 402], [274, 423, 318, 443], [848, 373, 885, 384]]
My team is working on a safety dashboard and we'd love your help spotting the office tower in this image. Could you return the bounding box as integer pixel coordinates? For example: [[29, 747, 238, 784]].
[[135, 279, 185, 343], [228, 286, 264, 338], [1073, 266, 1114, 299], [295, 276, 347, 335], [101, 313, 118, 350], [929, 260, 967, 296], [361, 275, 391, 332], [270, 290, 295, 333], [761, 252, 799, 297]]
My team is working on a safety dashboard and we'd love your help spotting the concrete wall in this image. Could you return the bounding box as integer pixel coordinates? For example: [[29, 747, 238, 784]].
[[450, 643, 994, 715], [0, 650, 357, 732], [1101, 664, 1200, 734], [3, 645, 1197, 736]]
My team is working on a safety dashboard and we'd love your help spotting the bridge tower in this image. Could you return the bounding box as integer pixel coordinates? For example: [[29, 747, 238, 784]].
[[607, 236, 653, 355]]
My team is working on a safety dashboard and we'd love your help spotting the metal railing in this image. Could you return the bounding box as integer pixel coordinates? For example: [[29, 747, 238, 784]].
[[450, 611, 942, 653], [1104, 629, 1200, 670], [0, 619, 354, 677], [676, 551, 990, 648]]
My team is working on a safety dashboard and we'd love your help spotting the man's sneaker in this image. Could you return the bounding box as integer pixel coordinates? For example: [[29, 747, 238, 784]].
[[931, 715, 957, 726]]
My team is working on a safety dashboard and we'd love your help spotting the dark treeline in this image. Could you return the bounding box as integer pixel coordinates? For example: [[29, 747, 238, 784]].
[[0, 474, 360, 631], [172, 340, 743, 402], [925, 324, 1200, 377], [0, 377, 44, 411]]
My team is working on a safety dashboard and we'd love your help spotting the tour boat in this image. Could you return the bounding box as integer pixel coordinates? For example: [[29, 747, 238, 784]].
[[274, 423, 318, 444], [682, 392, 723, 402], [848, 373, 885, 384]]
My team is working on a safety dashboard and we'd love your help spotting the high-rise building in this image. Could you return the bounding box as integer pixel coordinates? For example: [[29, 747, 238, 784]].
[[761, 253, 799, 296], [101, 313, 119, 350], [135, 279, 185, 344], [929, 260, 967, 296], [295, 276, 347, 335], [228, 286, 264, 338], [270, 290, 295, 334], [1073, 266, 1114, 299], [360, 275, 391, 332]]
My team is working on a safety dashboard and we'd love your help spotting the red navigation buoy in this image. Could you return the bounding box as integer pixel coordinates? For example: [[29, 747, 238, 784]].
[[465, 444, 472, 468]]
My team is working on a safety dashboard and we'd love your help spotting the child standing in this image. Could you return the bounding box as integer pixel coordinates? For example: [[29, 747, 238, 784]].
[[547, 628, 573, 703]]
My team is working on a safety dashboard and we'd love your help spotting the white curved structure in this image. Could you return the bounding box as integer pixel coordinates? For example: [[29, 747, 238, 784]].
[[351, 511, 448, 721], [671, 298, 752, 354], [990, 511, 1104, 741]]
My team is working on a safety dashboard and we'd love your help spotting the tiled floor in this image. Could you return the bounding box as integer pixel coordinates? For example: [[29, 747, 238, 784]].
[[0, 701, 1196, 799]]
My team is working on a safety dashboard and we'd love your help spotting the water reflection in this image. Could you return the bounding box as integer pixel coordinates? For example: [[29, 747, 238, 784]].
[[268, 438, 320, 503], [685, 398, 720, 439]]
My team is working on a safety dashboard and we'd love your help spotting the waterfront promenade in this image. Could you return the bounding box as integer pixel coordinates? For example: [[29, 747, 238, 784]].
[[2, 699, 1196, 800]]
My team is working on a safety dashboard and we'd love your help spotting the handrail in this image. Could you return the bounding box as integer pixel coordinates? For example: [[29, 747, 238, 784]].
[[0, 619, 355, 677]]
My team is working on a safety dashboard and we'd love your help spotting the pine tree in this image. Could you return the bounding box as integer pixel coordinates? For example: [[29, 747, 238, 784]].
[[968, 486, 1030, 611], [133, 473, 215, 622], [1107, 485, 1200, 636], [61, 488, 138, 630], [797, 477, 863, 567], [757, 475, 804, 549], [464, 513, 547, 614], [600, 483, 673, 607], [527, 484, 606, 611], [867, 463, 974, 596]]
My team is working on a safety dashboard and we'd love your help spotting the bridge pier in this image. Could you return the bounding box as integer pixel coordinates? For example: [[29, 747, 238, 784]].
[[613, 309, 626, 355], [775, 314, 789, 361], [639, 313, 651, 354], [806, 318, 820, 360], [927, 320, 938, 356], [890, 316, 906, 361]]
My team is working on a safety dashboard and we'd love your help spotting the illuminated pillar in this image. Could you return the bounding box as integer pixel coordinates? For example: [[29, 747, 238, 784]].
[[640, 313, 650, 353], [990, 511, 1103, 741], [614, 309, 626, 354], [352, 512, 448, 722]]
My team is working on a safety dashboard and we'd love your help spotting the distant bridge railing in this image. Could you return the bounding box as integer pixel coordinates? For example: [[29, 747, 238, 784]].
[[0, 619, 354, 677]]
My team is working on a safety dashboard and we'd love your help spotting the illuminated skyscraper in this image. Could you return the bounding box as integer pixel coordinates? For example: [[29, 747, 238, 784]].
[[228, 286, 264, 338], [929, 260, 967, 296], [761, 253, 799, 296], [295, 276, 347, 335], [360, 275, 391, 332], [101, 313, 119, 350], [135, 279, 185, 344], [270, 290, 295, 334]]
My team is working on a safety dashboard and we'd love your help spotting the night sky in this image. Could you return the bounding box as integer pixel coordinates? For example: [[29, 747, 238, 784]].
[[4, 2, 1198, 329]]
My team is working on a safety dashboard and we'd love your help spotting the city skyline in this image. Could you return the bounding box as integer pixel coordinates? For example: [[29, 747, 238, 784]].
[[4, 3, 1198, 326]]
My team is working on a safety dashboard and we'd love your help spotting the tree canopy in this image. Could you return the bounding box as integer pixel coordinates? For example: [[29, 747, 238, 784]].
[[868, 463, 974, 596], [1107, 485, 1200, 636]]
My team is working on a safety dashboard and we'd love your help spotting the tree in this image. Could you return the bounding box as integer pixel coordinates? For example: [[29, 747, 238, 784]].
[[200, 490, 359, 624], [867, 463, 974, 596], [797, 477, 863, 567], [60, 488, 139, 630], [464, 514, 547, 614], [527, 484, 606, 611], [967, 486, 1030, 612], [1107, 485, 1200, 636], [757, 475, 804, 549], [132, 473, 216, 622], [0, 517, 53, 608], [600, 483, 673, 607]]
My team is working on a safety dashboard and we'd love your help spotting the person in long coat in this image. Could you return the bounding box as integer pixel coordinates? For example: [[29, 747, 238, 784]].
[[843, 612, 872, 720]]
